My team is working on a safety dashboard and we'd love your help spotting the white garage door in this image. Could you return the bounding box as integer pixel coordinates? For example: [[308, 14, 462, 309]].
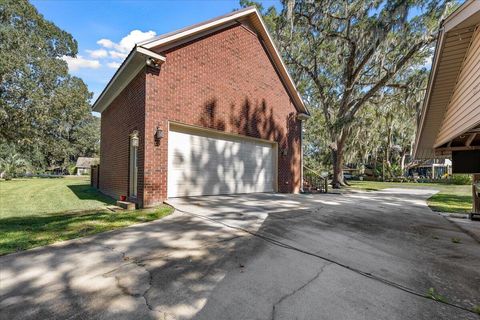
[[168, 125, 276, 197]]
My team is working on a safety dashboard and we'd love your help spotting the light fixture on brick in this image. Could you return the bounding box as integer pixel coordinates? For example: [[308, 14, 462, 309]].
[[155, 126, 164, 143], [146, 57, 161, 69]]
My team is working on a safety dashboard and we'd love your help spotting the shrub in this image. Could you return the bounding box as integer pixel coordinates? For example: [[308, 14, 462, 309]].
[[67, 164, 77, 175], [0, 152, 29, 180], [449, 174, 471, 185]]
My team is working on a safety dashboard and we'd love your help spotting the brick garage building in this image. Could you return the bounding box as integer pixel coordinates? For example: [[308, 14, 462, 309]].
[[93, 7, 310, 207]]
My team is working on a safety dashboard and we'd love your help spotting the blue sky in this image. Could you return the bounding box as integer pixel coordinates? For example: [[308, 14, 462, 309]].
[[32, 0, 280, 103]]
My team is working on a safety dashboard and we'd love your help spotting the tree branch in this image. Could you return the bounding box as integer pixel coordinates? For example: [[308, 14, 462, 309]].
[[345, 35, 435, 121]]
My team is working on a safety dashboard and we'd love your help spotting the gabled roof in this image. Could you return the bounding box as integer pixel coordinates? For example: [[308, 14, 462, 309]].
[[76, 157, 99, 168], [414, 0, 480, 159], [92, 7, 308, 115]]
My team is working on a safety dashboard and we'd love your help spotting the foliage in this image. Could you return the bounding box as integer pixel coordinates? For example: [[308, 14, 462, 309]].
[[474, 305, 480, 315], [67, 163, 77, 175], [243, 0, 456, 187], [0, 0, 99, 171], [426, 287, 447, 303], [0, 147, 29, 179], [449, 174, 472, 185]]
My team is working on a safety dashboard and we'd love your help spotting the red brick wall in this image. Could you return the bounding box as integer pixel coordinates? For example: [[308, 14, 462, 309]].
[[91, 165, 99, 189], [99, 71, 146, 206], [142, 24, 301, 206]]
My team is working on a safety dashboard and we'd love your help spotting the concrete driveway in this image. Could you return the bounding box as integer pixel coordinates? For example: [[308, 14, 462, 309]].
[[1, 189, 479, 319]]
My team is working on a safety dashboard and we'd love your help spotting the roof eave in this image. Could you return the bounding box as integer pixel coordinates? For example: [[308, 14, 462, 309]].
[[414, 0, 480, 159], [413, 26, 446, 159], [444, 0, 480, 32], [139, 6, 257, 48], [250, 8, 310, 116], [92, 46, 165, 113]]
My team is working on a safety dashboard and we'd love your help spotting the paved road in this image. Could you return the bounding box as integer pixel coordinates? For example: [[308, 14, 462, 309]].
[[1, 189, 479, 319]]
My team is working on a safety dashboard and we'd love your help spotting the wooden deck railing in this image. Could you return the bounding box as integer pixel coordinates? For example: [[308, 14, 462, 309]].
[[303, 166, 328, 193]]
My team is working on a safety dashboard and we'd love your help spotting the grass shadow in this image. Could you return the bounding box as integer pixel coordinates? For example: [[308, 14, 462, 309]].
[[0, 206, 173, 256], [67, 184, 116, 205]]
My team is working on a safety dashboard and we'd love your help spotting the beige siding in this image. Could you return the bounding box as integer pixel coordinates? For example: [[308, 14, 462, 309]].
[[436, 26, 480, 147], [415, 27, 475, 158]]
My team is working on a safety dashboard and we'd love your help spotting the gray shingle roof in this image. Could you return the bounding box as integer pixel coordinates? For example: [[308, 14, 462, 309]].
[[75, 157, 99, 168]]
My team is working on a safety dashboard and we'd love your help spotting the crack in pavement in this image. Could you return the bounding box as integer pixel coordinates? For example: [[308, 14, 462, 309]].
[[94, 243, 158, 314], [216, 235, 244, 242], [142, 266, 155, 312], [98, 233, 249, 316], [271, 263, 331, 320]]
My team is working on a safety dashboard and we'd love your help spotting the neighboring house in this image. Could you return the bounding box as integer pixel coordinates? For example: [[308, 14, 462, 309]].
[[75, 157, 99, 176], [92, 7, 310, 207], [407, 159, 452, 179], [415, 0, 480, 213]]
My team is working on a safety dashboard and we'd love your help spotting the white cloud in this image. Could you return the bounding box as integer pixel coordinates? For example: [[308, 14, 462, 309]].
[[117, 30, 156, 52], [63, 55, 101, 71], [97, 30, 157, 59], [109, 50, 128, 60], [86, 49, 108, 59], [107, 62, 121, 69], [97, 38, 116, 49]]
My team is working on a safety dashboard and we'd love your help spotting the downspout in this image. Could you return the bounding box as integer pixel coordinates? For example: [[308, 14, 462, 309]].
[[297, 113, 310, 193]]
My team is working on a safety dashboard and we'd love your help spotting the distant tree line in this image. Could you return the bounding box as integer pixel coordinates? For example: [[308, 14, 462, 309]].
[[0, 0, 99, 176]]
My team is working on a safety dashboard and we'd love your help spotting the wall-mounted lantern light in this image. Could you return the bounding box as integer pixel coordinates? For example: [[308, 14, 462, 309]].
[[131, 131, 139, 147], [281, 148, 288, 156], [146, 57, 161, 69], [155, 127, 164, 145]]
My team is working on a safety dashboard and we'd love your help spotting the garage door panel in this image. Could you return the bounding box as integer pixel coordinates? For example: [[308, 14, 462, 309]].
[[168, 127, 275, 197]]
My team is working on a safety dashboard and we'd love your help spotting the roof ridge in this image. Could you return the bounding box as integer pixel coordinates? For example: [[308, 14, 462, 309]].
[[138, 6, 257, 47]]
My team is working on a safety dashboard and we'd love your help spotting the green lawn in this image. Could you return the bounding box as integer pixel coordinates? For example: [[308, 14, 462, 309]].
[[348, 180, 472, 213], [0, 177, 173, 255], [0, 176, 116, 218]]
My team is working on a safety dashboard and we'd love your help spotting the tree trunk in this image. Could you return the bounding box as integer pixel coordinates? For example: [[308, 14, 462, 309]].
[[385, 120, 393, 178], [400, 153, 406, 176], [472, 174, 480, 214], [331, 148, 343, 189], [330, 135, 347, 189]]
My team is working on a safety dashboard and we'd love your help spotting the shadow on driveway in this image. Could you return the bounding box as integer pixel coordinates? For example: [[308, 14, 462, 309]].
[[1, 190, 479, 319]]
